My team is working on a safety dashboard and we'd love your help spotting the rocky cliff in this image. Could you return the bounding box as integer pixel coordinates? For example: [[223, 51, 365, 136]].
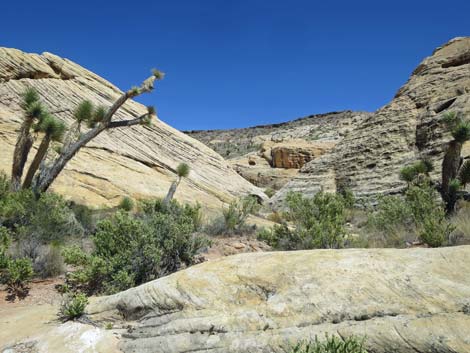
[[0, 48, 264, 209], [273, 37, 470, 204], [186, 111, 370, 190], [3, 246, 469, 352], [185, 110, 370, 159]]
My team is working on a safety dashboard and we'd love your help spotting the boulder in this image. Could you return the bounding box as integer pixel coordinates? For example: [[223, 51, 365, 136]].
[[81, 246, 470, 353], [269, 140, 336, 169]]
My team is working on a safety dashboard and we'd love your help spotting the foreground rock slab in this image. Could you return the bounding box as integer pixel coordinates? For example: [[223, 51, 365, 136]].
[[84, 246, 470, 353]]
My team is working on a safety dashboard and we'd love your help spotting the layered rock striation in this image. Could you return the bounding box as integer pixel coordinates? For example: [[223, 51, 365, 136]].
[[80, 246, 470, 353], [274, 37, 470, 204], [0, 48, 264, 209]]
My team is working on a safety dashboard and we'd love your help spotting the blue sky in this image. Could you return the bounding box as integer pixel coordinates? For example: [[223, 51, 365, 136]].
[[2, 0, 469, 130]]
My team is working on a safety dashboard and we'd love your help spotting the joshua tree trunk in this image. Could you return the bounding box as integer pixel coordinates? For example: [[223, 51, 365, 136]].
[[11, 118, 34, 191], [22, 134, 52, 189], [441, 140, 462, 212], [163, 177, 180, 206]]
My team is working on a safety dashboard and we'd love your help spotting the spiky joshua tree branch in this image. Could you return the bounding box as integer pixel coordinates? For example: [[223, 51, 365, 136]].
[[10, 70, 164, 194]]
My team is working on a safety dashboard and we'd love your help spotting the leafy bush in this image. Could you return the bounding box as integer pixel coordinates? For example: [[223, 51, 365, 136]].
[[1, 257, 34, 300], [368, 183, 454, 247], [0, 225, 10, 268], [222, 196, 260, 234], [0, 189, 83, 243], [290, 335, 367, 353], [0, 172, 9, 200], [118, 196, 134, 212], [259, 191, 351, 250], [58, 292, 88, 322], [69, 201, 95, 233], [35, 243, 65, 278], [63, 199, 209, 294], [0, 225, 34, 300], [449, 203, 470, 245]]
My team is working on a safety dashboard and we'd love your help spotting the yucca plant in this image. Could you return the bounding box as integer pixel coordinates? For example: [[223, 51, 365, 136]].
[[10, 88, 43, 191], [290, 335, 367, 353], [440, 111, 470, 213], [22, 113, 66, 188], [163, 163, 190, 206]]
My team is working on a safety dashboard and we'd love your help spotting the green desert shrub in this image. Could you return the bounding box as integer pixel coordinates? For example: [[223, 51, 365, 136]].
[[221, 196, 260, 234], [290, 335, 367, 353], [0, 188, 83, 277], [118, 196, 135, 212], [0, 189, 83, 243], [63, 199, 209, 294], [0, 225, 34, 300], [259, 191, 351, 250], [68, 201, 95, 233], [58, 292, 88, 322], [35, 243, 65, 278], [368, 182, 454, 247], [265, 188, 276, 198], [0, 225, 10, 268], [449, 203, 470, 245], [0, 172, 9, 200]]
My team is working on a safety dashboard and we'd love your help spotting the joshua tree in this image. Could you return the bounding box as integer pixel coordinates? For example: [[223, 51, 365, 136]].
[[10, 69, 163, 194], [22, 113, 66, 189], [163, 163, 190, 206], [10, 88, 44, 191], [440, 111, 470, 213]]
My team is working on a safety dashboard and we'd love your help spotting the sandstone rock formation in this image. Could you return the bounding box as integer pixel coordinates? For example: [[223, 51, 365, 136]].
[[273, 37, 470, 204], [5, 246, 468, 352], [0, 48, 265, 209], [185, 111, 369, 159], [269, 140, 336, 169], [188, 112, 367, 190], [229, 153, 299, 189], [228, 140, 336, 189]]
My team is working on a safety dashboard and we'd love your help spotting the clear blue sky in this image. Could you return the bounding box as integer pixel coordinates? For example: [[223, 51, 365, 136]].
[[2, 0, 469, 130]]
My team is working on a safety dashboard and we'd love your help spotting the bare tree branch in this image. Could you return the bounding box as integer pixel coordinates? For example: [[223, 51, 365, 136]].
[[108, 113, 149, 129]]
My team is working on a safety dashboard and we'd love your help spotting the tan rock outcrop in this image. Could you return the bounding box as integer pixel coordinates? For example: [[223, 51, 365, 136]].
[[0, 48, 265, 209], [273, 37, 470, 204], [5, 246, 466, 353], [229, 153, 299, 189], [185, 111, 370, 160], [228, 140, 335, 190], [270, 140, 336, 169], [3, 247, 470, 353]]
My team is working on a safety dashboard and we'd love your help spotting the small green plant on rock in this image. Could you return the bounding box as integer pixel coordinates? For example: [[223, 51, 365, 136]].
[[290, 335, 367, 353], [58, 292, 88, 322]]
